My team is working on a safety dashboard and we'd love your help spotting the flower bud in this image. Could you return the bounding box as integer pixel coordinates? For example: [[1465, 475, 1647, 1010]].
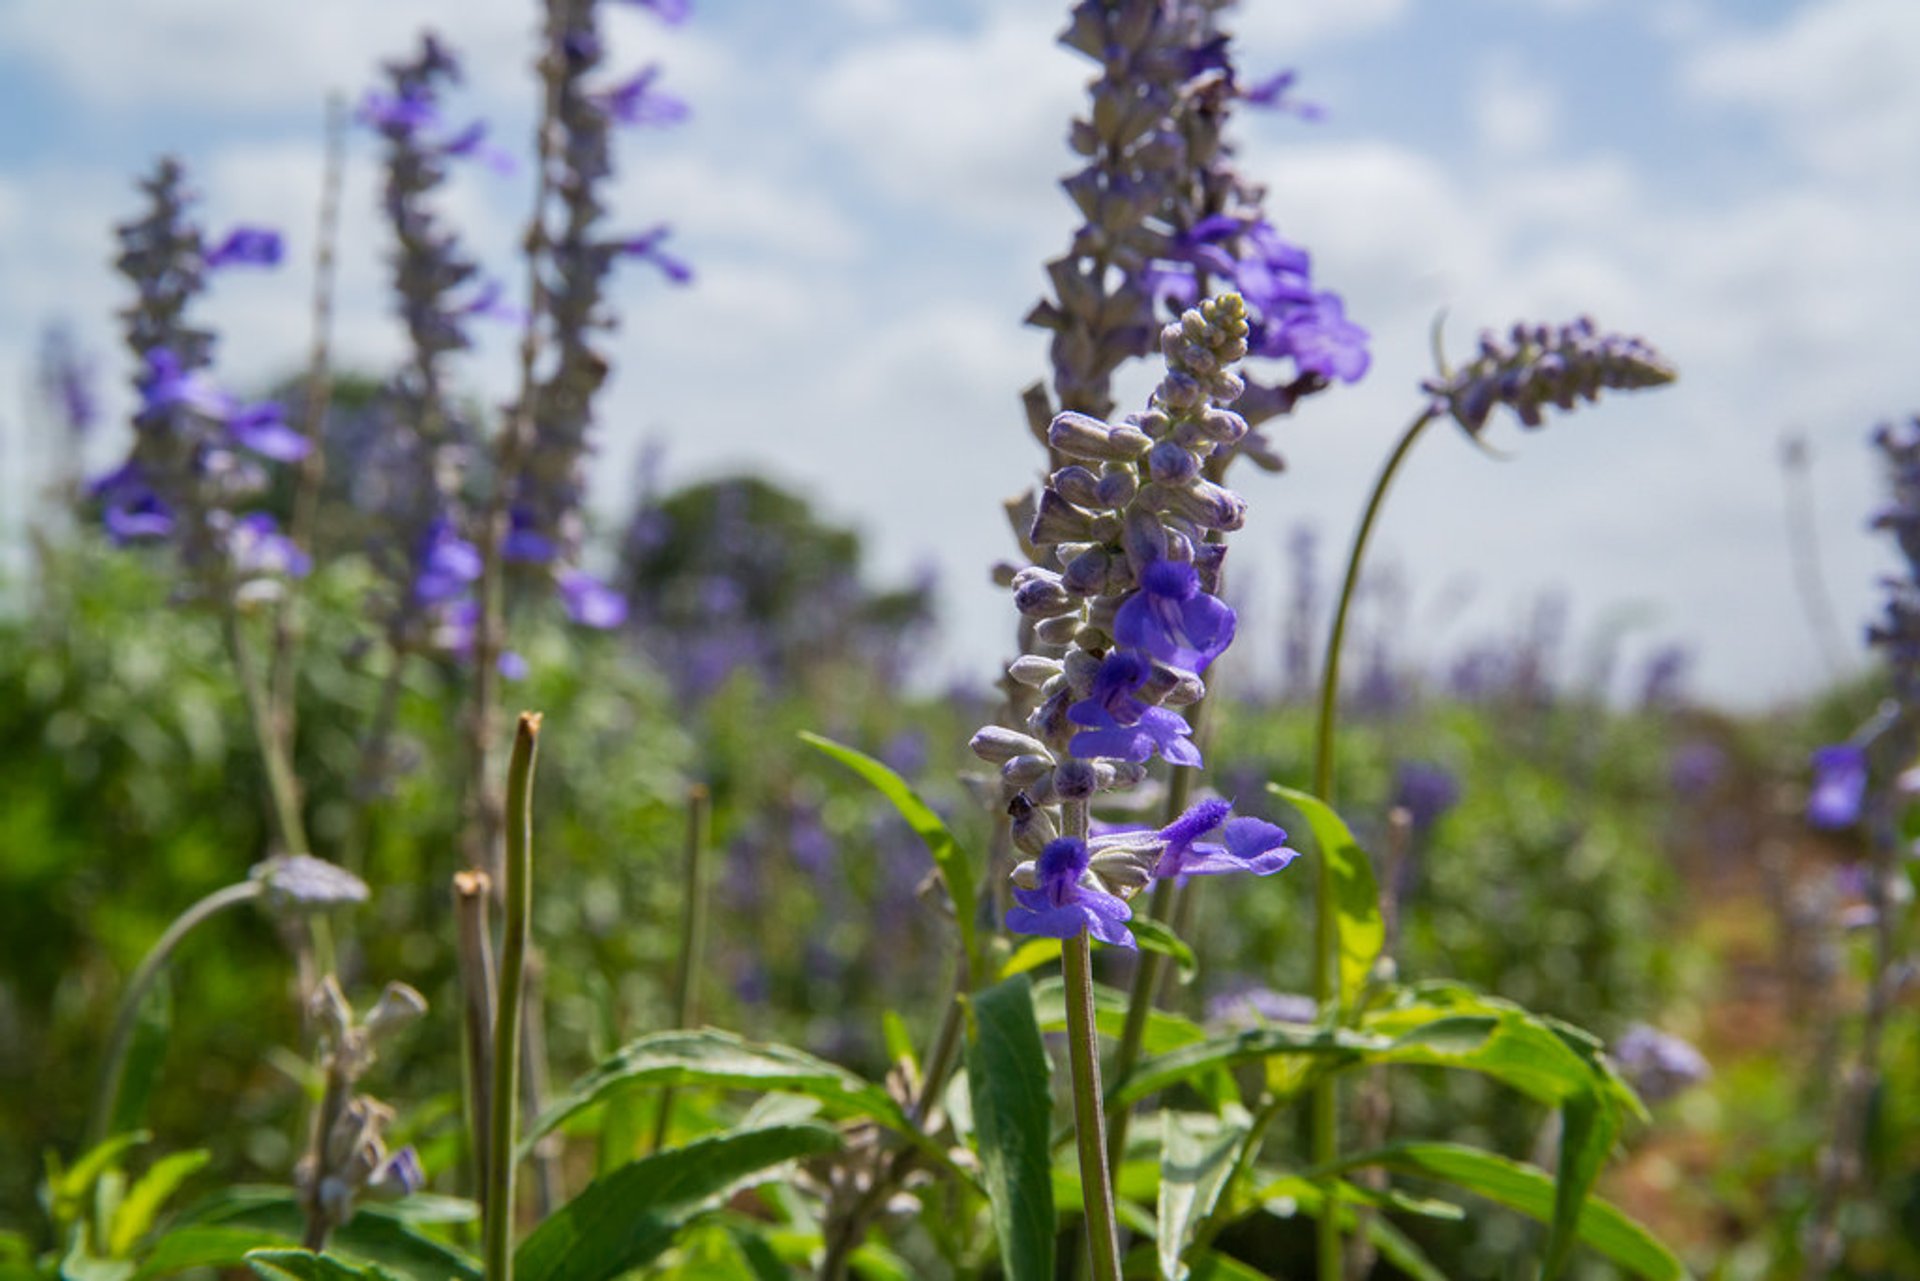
[[1001, 754, 1054, 789], [1007, 655, 1062, 687], [1050, 411, 1154, 462], [971, 726, 1051, 764], [364, 982, 429, 1042], [1051, 759, 1099, 799]]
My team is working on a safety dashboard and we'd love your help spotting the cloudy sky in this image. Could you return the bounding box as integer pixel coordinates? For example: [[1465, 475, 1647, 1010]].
[[0, 0, 1916, 708]]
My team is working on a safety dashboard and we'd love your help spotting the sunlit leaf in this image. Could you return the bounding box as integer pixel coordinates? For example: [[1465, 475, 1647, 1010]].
[[964, 976, 1055, 1281]]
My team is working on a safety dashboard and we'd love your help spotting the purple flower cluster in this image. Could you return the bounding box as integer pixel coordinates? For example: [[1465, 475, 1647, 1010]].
[[502, 0, 693, 630], [1424, 317, 1676, 436], [96, 157, 305, 597], [356, 35, 502, 661], [975, 293, 1299, 946], [1026, 0, 1367, 473]]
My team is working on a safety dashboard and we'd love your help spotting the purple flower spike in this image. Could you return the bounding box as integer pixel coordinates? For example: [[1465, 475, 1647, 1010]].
[[227, 401, 311, 461], [1005, 837, 1136, 948], [559, 569, 629, 629], [204, 226, 284, 269], [1113, 559, 1236, 673], [1808, 743, 1867, 829]]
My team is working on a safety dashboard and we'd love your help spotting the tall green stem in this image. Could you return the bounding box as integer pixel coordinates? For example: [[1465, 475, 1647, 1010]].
[[226, 608, 310, 856], [651, 784, 710, 1153], [1309, 407, 1436, 1277], [1059, 800, 1122, 1281], [89, 881, 263, 1145], [485, 713, 541, 1281]]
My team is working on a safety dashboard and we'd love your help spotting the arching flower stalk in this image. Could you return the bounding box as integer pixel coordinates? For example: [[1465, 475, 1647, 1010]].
[[1307, 313, 1674, 1270]]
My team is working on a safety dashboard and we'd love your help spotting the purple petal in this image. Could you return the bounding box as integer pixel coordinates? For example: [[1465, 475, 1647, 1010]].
[[228, 402, 311, 461], [559, 570, 629, 629], [205, 226, 284, 270]]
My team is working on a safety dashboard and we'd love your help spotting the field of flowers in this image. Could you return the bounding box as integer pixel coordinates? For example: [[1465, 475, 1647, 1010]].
[[1, 2, 1915, 1279]]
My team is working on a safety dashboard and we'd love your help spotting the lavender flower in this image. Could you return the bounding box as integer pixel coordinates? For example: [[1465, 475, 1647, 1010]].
[[503, 0, 691, 627], [1807, 743, 1867, 830], [101, 158, 304, 596], [1005, 836, 1136, 947], [1611, 1023, 1710, 1106], [1390, 761, 1460, 837], [979, 293, 1300, 942], [1026, 1, 1365, 473], [37, 323, 99, 438], [357, 34, 500, 658], [1424, 317, 1676, 436]]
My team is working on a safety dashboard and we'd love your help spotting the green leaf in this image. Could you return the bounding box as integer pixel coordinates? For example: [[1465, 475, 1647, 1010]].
[[134, 1227, 286, 1279], [963, 976, 1055, 1281], [1112, 1027, 1367, 1108], [1326, 1143, 1687, 1280], [1367, 1007, 1611, 1108], [1545, 1090, 1622, 1280], [880, 1010, 916, 1069], [1121, 1246, 1272, 1280], [525, 1029, 912, 1157], [1268, 785, 1382, 1014], [1235, 1176, 1447, 1281], [1129, 919, 1197, 986], [172, 1189, 479, 1281], [243, 1250, 399, 1281], [1157, 1110, 1249, 1281], [47, 1133, 149, 1220], [801, 732, 980, 983], [108, 1151, 209, 1255], [999, 938, 1061, 981], [112, 980, 173, 1141], [1359, 1217, 1448, 1281], [514, 1124, 839, 1281]]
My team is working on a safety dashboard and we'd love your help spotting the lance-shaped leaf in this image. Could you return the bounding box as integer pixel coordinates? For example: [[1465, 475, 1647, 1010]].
[[245, 1251, 401, 1281], [524, 1029, 911, 1156], [801, 732, 981, 984], [167, 1188, 479, 1281], [964, 976, 1055, 1281], [1157, 1109, 1249, 1280], [1316, 1143, 1686, 1280], [515, 1125, 840, 1281], [1269, 785, 1382, 1015], [1111, 1025, 1370, 1108]]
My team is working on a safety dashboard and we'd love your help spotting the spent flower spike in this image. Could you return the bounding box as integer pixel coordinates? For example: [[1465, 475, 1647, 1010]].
[[1425, 317, 1676, 436]]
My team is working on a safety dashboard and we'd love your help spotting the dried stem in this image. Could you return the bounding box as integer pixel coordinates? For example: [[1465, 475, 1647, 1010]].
[[453, 870, 497, 1216], [484, 713, 541, 1281], [268, 92, 347, 744]]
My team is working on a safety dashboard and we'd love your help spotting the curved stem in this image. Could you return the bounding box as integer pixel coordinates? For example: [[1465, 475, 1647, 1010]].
[[1309, 407, 1437, 1278], [90, 881, 262, 1145], [485, 713, 541, 1281]]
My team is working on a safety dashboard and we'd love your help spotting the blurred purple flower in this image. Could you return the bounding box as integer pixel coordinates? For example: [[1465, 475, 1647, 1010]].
[[597, 65, 689, 127], [559, 570, 629, 629], [1392, 761, 1461, 835], [204, 225, 284, 269], [1808, 743, 1867, 829], [614, 225, 694, 284], [227, 401, 311, 462], [229, 512, 312, 578]]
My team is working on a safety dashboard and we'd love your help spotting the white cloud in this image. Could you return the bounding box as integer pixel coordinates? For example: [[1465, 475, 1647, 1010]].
[[1471, 54, 1560, 157], [1685, 0, 1920, 186], [804, 8, 1083, 232], [1233, 0, 1411, 57]]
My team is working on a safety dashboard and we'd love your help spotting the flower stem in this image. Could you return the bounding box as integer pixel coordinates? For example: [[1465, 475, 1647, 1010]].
[[89, 881, 263, 1146], [267, 92, 347, 744], [651, 783, 710, 1152], [1059, 799, 1122, 1281], [453, 870, 496, 1217], [484, 713, 541, 1281], [1310, 407, 1437, 1277], [226, 607, 310, 857]]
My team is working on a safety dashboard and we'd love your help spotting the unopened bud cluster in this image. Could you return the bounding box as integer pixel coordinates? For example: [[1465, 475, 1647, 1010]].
[[295, 977, 428, 1230], [1424, 317, 1675, 435]]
